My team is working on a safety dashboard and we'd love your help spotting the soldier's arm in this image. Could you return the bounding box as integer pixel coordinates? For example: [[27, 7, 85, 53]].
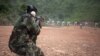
[[30, 17, 40, 35], [8, 28, 17, 52], [14, 14, 28, 28]]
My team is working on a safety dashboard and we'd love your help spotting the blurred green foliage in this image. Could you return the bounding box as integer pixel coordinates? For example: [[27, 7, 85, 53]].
[[0, 0, 100, 25]]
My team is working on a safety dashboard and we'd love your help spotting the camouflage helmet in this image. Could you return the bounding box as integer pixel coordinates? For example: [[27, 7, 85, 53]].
[[27, 5, 38, 13]]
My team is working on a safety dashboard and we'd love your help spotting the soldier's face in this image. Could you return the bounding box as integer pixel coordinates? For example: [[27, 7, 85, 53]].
[[31, 11, 36, 17]]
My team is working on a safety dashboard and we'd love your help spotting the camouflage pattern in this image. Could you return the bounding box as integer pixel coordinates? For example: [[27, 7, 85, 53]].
[[9, 13, 44, 56], [35, 16, 44, 28]]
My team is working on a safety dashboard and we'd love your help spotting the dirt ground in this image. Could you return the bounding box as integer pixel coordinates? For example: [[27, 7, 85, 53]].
[[0, 26, 100, 56]]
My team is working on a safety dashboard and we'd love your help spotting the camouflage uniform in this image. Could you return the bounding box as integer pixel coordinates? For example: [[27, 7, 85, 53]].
[[35, 16, 44, 28], [9, 13, 44, 56]]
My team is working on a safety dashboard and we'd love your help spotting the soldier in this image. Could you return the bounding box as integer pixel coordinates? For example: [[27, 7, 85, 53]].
[[61, 21, 65, 26], [57, 21, 60, 26], [8, 5, 44, 56], [84, 22, 88, 27], [46, 20, 49, 26], [74, 21, 77, 26], [80, 23, 83, 29], [95, 22, 98, 28], [67, 21, 70, 26], [51, 20, 55, 26]]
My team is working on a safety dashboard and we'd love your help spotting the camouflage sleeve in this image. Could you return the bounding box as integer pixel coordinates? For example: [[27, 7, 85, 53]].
[[14, 17, 22, 27], [28, 17, 40, 35], [27, 17, 40, 35], [14, 15, 28, 27], [8, 28, 17, 52]]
